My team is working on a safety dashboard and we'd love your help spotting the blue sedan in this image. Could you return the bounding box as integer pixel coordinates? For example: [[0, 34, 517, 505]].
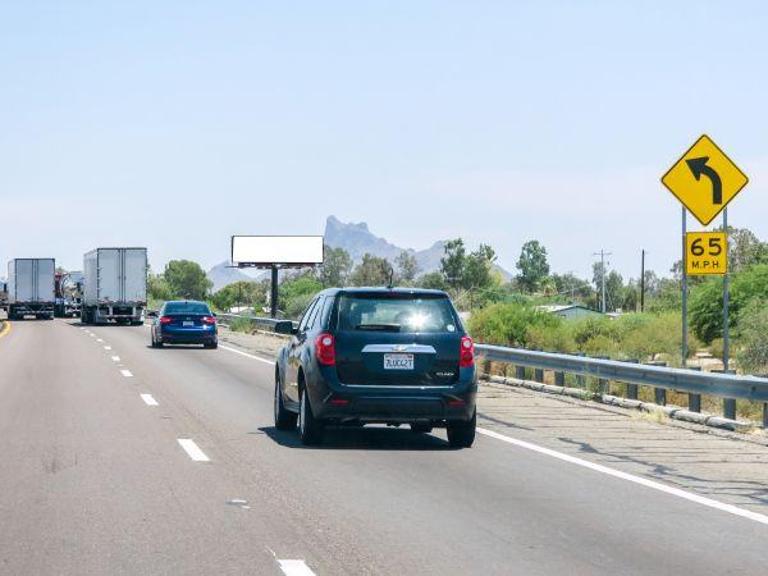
[[150, 300, 218, 349]]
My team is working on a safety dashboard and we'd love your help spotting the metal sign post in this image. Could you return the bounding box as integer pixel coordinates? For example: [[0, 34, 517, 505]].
[[681, 208, 688, 368], [722, 208, 736, 419]]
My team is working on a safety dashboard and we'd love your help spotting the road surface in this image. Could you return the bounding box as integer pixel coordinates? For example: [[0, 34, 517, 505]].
[[1, 318, 766, 575]]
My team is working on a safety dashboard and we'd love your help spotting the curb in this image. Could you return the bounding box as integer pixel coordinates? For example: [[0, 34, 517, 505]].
[[484, 374, 754, 433]]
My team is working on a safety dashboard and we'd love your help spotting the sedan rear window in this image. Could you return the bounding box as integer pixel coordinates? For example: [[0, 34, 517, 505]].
[[164, 302, 211, 315], [337, 294, 458, 333]]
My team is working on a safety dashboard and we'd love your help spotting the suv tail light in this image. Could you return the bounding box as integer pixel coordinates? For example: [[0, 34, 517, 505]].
[[460, 336, 474, 368], [159, 316, 172, 325], [202, 316, 216, 325], [315, 332, 336, 366]]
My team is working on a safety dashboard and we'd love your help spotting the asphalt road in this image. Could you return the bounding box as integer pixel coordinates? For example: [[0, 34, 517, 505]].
[[1, 318, 767, 575]]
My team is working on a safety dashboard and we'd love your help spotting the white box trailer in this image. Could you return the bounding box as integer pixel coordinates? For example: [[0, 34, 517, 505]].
[[7, 258, 56, 320], [82, 248, 147, 325]]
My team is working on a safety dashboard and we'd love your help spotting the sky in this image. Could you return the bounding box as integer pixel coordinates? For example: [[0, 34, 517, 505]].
[[1, 1, 767, 282]]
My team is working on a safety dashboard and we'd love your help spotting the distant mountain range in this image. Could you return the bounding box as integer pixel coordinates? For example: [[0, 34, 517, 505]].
[[324, 216, 511, 280], [324, 215, 447, 274], [207, 216, 510, 290]]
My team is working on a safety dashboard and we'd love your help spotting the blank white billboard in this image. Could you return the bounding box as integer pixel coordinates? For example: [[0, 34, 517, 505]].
[[231, 235, 324, 266]]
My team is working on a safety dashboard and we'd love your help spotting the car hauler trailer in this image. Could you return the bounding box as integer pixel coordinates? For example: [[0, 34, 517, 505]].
[[7, 258, 56, 320], [81, 248, 147, 325]]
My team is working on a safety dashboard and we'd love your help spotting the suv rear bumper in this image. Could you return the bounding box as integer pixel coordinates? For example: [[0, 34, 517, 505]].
[[308, 365, 477, 423]]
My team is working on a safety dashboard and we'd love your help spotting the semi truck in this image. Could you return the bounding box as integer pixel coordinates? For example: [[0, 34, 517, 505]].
[[6, 258, 56, 320], [81, 248, 147, 325]]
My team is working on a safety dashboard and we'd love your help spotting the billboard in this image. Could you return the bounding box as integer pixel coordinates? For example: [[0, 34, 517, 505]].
[[231, 235, 324, 267]]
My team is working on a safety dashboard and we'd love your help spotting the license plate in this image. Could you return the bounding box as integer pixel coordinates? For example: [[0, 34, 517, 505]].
[[384, 353, 414, 370], [183, 321, 194, 327]]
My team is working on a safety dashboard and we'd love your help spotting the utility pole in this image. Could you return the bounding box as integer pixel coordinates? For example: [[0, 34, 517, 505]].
[[592, 250, 612, 313], [640, 249, 646, 312]]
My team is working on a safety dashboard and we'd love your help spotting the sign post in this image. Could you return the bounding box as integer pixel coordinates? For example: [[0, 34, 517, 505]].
[[231, 235, 324, 318], [661, 134, 748, 379]]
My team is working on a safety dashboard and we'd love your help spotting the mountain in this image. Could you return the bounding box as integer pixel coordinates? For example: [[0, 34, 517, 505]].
[[323, 216, 511, 278], [207, 261, 262, 292]]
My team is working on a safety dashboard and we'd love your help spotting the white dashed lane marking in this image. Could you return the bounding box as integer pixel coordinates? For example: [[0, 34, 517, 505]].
[[140, 393, 158, 406], [278, 560, 317, 576], [177, 439, 210, 462], [120, 369, 133, 378], [111, 356, 120, 362]]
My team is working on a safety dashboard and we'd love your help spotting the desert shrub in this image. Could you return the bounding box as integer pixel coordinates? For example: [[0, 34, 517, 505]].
[[468, 302, 560, 348], [736, 299, 768, 375]]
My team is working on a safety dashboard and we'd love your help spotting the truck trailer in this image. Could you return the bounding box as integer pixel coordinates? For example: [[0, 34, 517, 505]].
[[82, 248, 147, 325], [6, 258, 56, 320]]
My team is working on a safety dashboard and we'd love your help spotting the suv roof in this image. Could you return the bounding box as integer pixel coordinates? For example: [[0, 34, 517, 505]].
[[318, 287, 449, 298]]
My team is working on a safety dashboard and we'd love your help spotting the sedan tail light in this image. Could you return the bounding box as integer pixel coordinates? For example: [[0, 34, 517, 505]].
[[459, 336, 474, 368], [202, 316, 216, 325], [315, 332, 336, 366], [159, 316, 173, 325]]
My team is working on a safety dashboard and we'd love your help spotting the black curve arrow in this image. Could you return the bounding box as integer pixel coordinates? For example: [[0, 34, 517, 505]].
[[686, 156, 722, 205]]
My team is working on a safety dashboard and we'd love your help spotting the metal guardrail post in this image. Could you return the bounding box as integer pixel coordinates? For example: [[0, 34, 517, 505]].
[[554, 371, 565, 386], [713, 369, 737, 419], [576, 353, 586, 388], [515, 366, 525, 380], [624, 359, 639, 399], [645, 361, 667, 405], [688, 366, 702, 412], [534, 368, 544, 383], [596, 356, 609, 395]]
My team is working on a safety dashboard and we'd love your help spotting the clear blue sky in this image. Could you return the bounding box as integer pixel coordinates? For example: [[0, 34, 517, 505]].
[[2, 1, 767, 280]]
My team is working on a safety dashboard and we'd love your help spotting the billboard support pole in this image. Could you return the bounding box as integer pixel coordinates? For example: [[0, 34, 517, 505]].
[[270, 265, 279, 319]]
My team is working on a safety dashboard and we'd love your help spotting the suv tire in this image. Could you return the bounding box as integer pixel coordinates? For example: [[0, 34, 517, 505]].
[[274, 378, 298, 431], [298, 387, 324, 446], [447, 409, 476, 448]]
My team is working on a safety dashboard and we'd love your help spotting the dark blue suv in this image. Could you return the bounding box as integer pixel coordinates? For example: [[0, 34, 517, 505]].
[[273, 288, 477, 447], [149, 300, 218, 349]]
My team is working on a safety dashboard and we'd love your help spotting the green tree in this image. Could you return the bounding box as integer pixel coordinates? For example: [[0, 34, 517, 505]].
[[415, 271, 447, 290], [551, 272, 593, 302], [319, 246, 353, 287], [163, 260, 212, 300], [689, 264, 768, 343], [349, 254, 392, 286], [516, 240, 550, 293], [395, 251, 420, 284], [280, 272, 323, 319], [148, 273, 172, 302], [211, 280, 266, 312], [440, 239, 467, 290]]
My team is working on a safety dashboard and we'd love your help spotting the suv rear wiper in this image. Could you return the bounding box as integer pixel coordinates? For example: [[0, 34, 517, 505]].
[[355, 323, 401, 332]]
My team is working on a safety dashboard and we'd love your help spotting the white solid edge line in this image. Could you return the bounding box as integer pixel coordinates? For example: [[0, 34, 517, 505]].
[[177, 439, 210, 462], [278, 560, 317, 576], [120, 369, 133, 378], [220, 344, 275, 365], [140, 393, 158, 406], [476, 427, 768, 527]]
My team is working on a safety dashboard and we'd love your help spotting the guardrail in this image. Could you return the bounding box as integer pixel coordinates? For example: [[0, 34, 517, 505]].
[[476, 344, 768, 426], [215, 313, 281, 331]]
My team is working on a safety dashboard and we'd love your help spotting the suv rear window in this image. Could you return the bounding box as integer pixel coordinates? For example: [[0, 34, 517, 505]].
[[337, 293, 458, 333], [164, 302, 211, 315]]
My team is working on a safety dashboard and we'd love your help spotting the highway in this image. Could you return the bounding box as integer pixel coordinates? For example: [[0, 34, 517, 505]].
[[2, 318, 767, 575]]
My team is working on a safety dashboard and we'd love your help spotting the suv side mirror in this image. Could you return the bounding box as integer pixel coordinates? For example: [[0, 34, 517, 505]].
[[274, 320, 296, 335]]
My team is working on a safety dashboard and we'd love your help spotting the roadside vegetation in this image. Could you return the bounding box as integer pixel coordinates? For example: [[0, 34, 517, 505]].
[[148, 226, 768, 377]]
